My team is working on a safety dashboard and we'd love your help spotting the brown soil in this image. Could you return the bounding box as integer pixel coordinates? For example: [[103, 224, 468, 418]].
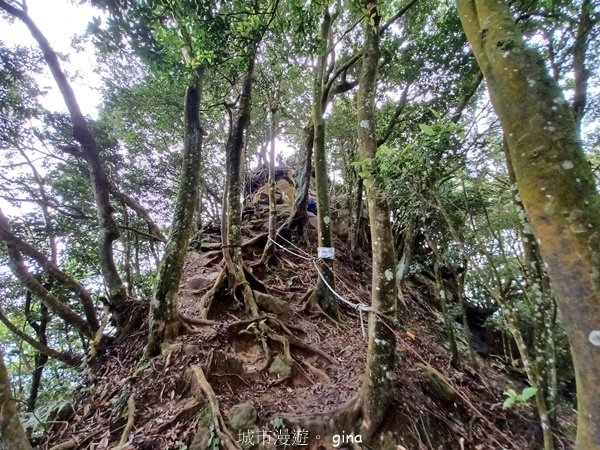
[[39, 223, 575, 450]]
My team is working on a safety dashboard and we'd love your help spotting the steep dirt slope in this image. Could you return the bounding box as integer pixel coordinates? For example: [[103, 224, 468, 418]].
[[39, 223, 575, 450]]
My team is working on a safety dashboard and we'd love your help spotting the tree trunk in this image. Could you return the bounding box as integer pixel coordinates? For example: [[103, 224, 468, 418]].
[[355, 2, 398, 439], [424, 232, 460, 365], [25, 298, 49, 412], [0, 347, 33, 450], [309, 5, 340, 320], [0, 209, 98, 333], [121, 200, 135, 298], [572, 0, 593, 133], [0, 1, 127, 318], [146, 71, 204, 356], [457, 1, 600, 447], [504, 138, 557, 426], [222, 50, 260, 317], [279, 123, 313, 236], [261, 107, 279, 264], [350, 177, 363, 253]]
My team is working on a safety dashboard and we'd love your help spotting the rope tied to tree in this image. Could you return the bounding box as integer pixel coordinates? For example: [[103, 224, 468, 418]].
[[266, 235, 373, 336]]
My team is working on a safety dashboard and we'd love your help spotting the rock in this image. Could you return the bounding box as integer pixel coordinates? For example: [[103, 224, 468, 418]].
[[418, 364, 457, 403], [200, 241, 222, 251], [183, 344, 202, 356], [227, 402, 258, 432], [253, 291, 293, 319], [188, 251, 202, 260], [268, 355, 292, 378], [211, 351, 245, 375], [188, 272, 219, 291], [189, 424, 210, 450]]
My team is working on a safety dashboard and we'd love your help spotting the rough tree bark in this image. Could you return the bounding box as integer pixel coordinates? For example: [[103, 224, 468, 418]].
[[146, 71, 204, 356], [0, 346, 33, 450], [0, 1, 127, 320], [504, 138, 557, 428], [24, 293, 50, 411], [260, 106, 279, 264], [355, 2, 398, 439], [572, 0, 593, 133], [308, 5, 340, 320], [456, 1, 600, 447], [222, 50, 260, 317], [278, 124, 314, 236]]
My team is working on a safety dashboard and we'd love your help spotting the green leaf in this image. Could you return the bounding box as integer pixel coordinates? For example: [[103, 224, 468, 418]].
[[502, 397, 515, 409], [419, 124, 435, 136], [520, 387, 538, 400], [272, 417, 285, 429]]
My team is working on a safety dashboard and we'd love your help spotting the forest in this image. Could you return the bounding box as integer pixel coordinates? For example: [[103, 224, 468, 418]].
[[0, 0, 599, 449]]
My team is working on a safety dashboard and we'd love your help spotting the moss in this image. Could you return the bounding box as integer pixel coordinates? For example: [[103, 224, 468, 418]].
[[418, 364, 457, 404]]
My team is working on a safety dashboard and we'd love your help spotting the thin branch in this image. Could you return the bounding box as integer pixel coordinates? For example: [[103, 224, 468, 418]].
[[0, 308, 82, 366], [377, 84, 410, 147]]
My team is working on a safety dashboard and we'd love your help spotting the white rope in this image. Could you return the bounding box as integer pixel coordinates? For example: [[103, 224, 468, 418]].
[[276, 233, 313, 259], [266, 235, 369, 313], [267, 235, 313, 261], [312, 260, 368, 311]]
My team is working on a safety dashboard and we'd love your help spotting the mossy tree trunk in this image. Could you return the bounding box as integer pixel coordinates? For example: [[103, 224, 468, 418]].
[[350, 176, 364, 253], [146, 70, 204, 356], [356, 2, 398, 439], [457, 1, 600, 447], [424, 232, 460, 365], [261, 105, 279, 264], [504, 138, 558, 426], [222, 49, 260, 317], [572, 0, 593, 134], [309, 5, 340, 320], [0, 347, 32, 450], [279, 123, 313, 236]]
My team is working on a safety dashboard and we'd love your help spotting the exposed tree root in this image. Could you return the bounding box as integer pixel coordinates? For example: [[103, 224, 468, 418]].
[[280, 397, 362, 446], [89, 305, 110, 361], [199, 268, 227, 319], [265, 327, 292, 361], [188, 366, 242, 450], [180, 315, 219, 327], [300, 289, 343, 328], [295, 356, 330, 383], [228, 314, 336, 378], [242, 263, 269, 293], [48, 439, 78, 450], [48, 429, 106, 450], [286, 335, 337, 365], [114, 393, 135, 449], [241, 231, 268, 249]]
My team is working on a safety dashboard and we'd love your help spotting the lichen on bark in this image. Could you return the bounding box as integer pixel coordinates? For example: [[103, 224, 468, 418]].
[[457, 1, 600, 447], [146, 71, 204, 356]]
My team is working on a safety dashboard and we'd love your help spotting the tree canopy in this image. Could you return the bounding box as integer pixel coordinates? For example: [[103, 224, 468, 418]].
[[0, 0, 599, 448]]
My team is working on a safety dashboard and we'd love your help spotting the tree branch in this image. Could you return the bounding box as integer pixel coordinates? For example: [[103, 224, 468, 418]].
[[0, 308, 82, 367]]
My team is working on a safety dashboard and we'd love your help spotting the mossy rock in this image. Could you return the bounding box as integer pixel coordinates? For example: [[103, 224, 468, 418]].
[[227, 402, 257, 432], [268, 355, 292, 378], [253, 291, 292, 319], [189, 424, 210, 450], [418, 364, 457, 403]]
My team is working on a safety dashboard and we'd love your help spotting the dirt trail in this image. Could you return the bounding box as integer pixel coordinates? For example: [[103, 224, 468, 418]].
[[40, 216, 573, 450]]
